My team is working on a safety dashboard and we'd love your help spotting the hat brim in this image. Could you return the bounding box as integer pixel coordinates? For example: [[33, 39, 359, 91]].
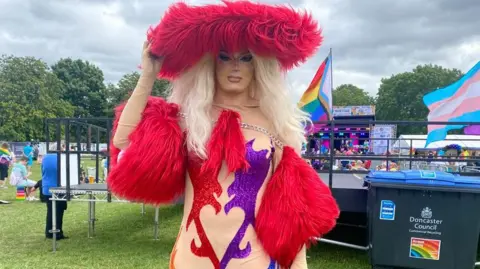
[[147, 0, 323, 79]]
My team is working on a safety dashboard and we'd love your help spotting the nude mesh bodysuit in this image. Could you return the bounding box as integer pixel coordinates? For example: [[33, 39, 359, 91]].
[[113, 77, 308, 269]]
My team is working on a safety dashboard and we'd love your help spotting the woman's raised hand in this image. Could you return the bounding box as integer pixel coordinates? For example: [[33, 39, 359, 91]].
[[141, 40, 163, 78]]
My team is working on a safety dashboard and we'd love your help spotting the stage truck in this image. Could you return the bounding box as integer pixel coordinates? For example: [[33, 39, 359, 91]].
[[43, 116, 480, 252], [313, 105, 376, 152]]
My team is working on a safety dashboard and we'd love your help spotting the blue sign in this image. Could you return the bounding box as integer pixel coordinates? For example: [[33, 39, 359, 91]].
[[380, 200, 396, 221]]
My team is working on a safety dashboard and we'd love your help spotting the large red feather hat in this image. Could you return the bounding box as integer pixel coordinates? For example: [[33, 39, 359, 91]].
[[147, 0, 323, 79]]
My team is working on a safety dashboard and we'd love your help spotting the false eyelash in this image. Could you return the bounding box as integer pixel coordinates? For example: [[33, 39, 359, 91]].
[[240, 55, 253, 62], [218, 53, 231, 61]]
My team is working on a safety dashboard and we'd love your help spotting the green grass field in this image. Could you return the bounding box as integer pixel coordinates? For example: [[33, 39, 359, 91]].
[[0, 161, 370, 269]]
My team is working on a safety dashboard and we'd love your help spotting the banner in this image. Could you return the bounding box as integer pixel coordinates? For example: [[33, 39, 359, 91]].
[[333, 105, 375, 117], [371, 125, 397, 154]]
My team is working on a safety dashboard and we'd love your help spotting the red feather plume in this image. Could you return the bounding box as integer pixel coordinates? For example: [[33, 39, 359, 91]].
[[147, 0, 323, 79], [108, 97, 187, 205], [256, 146, 340, 267]]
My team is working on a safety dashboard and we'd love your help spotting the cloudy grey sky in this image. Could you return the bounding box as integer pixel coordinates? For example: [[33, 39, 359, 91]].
[[1, 0, 479, 102]]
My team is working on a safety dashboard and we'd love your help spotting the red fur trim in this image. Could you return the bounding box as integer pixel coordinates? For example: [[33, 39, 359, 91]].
[[108, 97, 187, 204], [201, 110, 248, 176], [147, 0, 322, 79], [200, 111, 228, 177], [222, 111, 249, 173], [256, 146, 340, 267]]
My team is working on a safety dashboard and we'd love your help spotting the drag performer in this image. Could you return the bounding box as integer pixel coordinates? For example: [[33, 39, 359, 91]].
[[108, 1, 340, 269]]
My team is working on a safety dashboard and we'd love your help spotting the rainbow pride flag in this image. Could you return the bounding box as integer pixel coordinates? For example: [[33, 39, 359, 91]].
[[423, 61, 480, 146], [0, 148, 10, 157], [409, 237, 441, 260], [298, 52, 333, 125]]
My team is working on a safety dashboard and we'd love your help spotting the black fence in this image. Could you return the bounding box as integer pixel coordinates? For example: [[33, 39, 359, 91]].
[[44, 118, 112, 201], [44, 117, 480, 201], [303, 119, 480, 187]]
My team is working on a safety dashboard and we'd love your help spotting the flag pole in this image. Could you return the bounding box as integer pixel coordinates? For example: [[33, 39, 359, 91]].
[[329, 47, 333, 121], [328, 47, 334, 189]]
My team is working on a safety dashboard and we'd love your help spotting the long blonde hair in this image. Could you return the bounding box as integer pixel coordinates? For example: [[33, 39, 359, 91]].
[[168, 53, 311, 159]]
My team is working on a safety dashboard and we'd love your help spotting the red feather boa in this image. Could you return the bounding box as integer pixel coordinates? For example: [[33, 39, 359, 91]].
[[147, 0, 322, 79], [256, 146, 340, 267], [108, 97, 187, 205]]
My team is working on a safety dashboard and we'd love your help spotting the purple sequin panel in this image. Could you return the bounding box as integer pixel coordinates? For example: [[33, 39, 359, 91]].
[[220, 139, 272, 268], [268, 259, 278, 269]]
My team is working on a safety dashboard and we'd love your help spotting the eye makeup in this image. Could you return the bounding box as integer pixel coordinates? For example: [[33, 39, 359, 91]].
[[218, 52, 231, 62], [217, 51, 253, 63], [239, 54, 253, 62]]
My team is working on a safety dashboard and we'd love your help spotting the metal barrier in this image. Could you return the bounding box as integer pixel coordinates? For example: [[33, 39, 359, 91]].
[[44, 117, 480, 252], [44, 118, 112, 201], [302, 119, 480, 180], [44, 117, 480, 198]]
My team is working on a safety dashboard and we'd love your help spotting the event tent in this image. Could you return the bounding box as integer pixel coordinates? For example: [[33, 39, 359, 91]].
[[392, 135, 480, 152]]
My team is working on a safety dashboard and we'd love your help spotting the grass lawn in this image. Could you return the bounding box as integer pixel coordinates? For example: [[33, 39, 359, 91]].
[[0, 161, 371, 269]]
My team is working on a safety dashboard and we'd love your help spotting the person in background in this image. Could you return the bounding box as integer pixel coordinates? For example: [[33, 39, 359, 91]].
[[37, 143, 44, 164], [473, 152, 480, 167], [0, 143, 13, 189], [42, 153, 68, 240], [427, 151, 434, 163], [101, 156, 108, 181], [308, 136, 316, 153], [10, 156, 38, 200], [33, 180, 46, 202], [460, 149, 470, 160], [23, 143, 34, 172], [33, 143, 39, 161]]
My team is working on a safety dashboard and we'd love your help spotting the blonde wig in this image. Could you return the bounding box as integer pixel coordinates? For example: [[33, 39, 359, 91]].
[[168, 54, 311, 159]]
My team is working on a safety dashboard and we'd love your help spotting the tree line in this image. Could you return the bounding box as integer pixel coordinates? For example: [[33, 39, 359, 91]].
[[0, 55, 463, 141], [0, 55, 170, 142], [333, 65, 463, 134]]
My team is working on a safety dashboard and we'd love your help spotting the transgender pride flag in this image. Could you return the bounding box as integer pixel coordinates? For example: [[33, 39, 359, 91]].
[[423, 61, 480, 146]]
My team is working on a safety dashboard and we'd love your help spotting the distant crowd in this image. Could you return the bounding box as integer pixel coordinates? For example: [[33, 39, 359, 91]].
[[0, 142, 40, 200], [301, 137, 480, 173], [0, 141, 69, 239]]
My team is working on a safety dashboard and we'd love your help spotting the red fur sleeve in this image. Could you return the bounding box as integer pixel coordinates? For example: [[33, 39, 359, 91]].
[[256, 146, 340, 267], [108, 97, 187, 205]]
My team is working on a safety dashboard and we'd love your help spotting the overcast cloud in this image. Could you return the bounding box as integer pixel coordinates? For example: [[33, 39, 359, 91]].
[[1, 0, 479, 102]]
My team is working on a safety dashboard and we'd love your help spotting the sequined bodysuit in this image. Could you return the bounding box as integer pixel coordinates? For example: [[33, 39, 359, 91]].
[[171, 138, 278, 269]]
